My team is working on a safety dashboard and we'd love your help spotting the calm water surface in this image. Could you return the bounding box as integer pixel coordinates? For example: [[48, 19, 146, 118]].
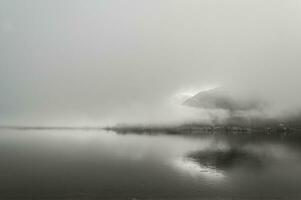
[[0, 129, 301, 199]]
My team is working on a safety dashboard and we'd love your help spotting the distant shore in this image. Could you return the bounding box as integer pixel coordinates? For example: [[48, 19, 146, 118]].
[[1, 124, 301, 137], [104, 123, 301, 136]]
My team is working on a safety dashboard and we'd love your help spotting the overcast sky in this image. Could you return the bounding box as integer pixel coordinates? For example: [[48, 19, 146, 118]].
[[1, 0, 301, 126]]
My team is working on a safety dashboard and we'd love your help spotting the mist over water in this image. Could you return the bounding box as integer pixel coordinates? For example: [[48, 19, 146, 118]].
[[1, 1, 301, 199]]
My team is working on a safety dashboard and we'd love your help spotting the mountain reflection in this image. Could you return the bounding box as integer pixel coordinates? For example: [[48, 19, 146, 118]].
[[187, 147, 265, 171]]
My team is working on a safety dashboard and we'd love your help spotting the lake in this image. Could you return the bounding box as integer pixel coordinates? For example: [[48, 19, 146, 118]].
[[0, 129, 300, 199]]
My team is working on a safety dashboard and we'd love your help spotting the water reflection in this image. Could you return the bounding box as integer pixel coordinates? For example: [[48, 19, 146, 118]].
[[0, 129, 300, 199], [188, 147, 265, 171], [173, 157, 225, 180]]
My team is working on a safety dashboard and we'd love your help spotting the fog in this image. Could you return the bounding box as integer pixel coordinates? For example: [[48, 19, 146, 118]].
[[1, 0, 301, 126]]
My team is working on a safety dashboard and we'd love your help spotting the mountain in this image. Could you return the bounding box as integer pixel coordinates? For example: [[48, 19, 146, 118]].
[[183, 87, 265, 112]]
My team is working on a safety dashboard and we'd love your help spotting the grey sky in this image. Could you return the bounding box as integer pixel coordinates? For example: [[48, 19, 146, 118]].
[[1, 0, 301, 125]]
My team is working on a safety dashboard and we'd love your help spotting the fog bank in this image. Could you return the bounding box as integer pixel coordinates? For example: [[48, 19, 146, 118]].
[[1, 0, 301, 126]]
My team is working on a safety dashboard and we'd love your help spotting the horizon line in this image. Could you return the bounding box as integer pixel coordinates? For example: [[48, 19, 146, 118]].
[[0, 125, 105, 130]]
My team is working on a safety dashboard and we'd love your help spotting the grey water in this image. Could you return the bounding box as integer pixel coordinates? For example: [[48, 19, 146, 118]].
[[0, 129, 301, 199]]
